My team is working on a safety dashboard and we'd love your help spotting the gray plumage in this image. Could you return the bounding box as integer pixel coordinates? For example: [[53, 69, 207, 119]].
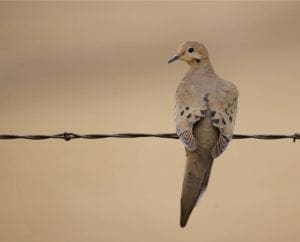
[[169, 41, 239, 227]]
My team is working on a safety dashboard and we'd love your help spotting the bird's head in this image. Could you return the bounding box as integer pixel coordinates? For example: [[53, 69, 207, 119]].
[[168, 41, 209, 65]]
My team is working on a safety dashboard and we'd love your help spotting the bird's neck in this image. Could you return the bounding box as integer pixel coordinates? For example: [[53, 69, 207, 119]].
[[187, 58, 216, 76], [188, 58, 215, 72]]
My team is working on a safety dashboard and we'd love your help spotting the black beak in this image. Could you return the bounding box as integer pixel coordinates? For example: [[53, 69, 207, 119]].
[[168, 55, 179, 64]]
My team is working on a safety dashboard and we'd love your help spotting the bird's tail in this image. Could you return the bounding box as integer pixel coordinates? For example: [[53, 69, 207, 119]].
[[180, 117, 219, 228]]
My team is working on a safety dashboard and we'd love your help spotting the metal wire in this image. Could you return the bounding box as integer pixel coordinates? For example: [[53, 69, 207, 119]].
[[0, 132, 299, 142]]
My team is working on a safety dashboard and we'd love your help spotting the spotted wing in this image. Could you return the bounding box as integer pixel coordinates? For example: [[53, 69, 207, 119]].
[[174, 105, 206, 151], [209, 84, 239, 158]]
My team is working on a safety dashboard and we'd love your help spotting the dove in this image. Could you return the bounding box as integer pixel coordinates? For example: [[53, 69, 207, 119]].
[[169, 41, 239, 227]]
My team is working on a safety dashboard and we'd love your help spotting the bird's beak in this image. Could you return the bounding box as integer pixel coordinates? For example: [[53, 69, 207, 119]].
[[168, 55, 179, 64]]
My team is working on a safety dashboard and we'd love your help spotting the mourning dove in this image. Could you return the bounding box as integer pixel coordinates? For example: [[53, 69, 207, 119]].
[[168, 41, 239, 227]]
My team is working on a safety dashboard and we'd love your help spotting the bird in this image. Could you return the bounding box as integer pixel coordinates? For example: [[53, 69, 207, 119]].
[[168, 41, 239, 228]]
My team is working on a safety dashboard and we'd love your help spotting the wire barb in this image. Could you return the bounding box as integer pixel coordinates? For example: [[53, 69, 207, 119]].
[[0, 132, 299, 142]]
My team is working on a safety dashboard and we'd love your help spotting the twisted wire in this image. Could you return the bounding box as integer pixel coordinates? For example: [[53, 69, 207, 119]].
[[0, 132, 299, 142]]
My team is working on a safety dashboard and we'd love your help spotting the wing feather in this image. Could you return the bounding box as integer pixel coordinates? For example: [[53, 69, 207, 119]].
[[210, 85, 238, 158], [175, 79, 238, 157]]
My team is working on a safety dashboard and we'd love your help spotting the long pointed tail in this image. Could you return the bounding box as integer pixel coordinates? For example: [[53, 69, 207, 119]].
[[180, 117, 219, 228]]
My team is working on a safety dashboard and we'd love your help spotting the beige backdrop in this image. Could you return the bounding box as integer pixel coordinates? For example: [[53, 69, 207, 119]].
[[0, 2, 299, 242]]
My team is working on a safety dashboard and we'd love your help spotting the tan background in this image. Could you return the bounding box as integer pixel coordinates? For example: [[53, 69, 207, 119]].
[[0, 2, 300, 242]]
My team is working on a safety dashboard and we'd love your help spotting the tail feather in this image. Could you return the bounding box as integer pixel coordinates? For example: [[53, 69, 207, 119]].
[[180, 157, 214, 227], [180, 117, 219, 228]]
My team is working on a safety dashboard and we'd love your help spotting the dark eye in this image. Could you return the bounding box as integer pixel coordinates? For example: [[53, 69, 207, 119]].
[[188, 47, 194, 53]]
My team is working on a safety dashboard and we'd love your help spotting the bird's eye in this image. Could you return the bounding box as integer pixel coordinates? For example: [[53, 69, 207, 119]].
[[188, 48, 194, 53]]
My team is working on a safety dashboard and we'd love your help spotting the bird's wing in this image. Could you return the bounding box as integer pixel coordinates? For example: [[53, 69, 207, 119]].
[[174, 89, 207, 151], [174, 108, 206, 151], [175, 81, 238, 156], [209, 83, 239, 158]]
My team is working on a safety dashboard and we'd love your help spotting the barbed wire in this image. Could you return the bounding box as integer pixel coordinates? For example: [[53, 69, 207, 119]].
[[0, 132, 299, 142]]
